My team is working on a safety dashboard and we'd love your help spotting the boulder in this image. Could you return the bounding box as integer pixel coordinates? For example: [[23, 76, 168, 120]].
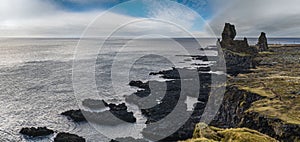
[[54, 132, 85, 142], [19, 127, 54, 137], [257, 32, 268, 51]]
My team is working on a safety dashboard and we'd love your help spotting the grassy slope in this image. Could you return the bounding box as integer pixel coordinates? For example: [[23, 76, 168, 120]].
[[181, 123, 277, 142], [231, 45, 300, 125]]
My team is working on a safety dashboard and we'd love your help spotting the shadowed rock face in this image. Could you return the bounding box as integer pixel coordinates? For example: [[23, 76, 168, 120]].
[[19, 127, 54, 137], [54, 132, 85, 142], [222, 23, 237, 41], [257, 32, 268, 51]]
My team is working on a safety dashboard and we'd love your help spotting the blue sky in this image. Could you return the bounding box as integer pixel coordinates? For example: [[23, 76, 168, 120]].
[[1, 0, 300, 37], [52, 0, 213, 19]]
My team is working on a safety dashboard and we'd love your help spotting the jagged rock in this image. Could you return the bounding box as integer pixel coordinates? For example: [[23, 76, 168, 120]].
[[108, 103, 127, 111], [211, 86, 265, 128], [218, 23, 258, 75], [83, 110, 136, 125], [222, 23, 237, 41], [61, 109, 86, 122], [82, 99, 108, 109], [257, 32, 268, 51], [54, 132, 85, 142], [19, 127, 54, 137], [129, 81, 149, 89], [62, 103, 136, 125], [240, 111, 300, 142]]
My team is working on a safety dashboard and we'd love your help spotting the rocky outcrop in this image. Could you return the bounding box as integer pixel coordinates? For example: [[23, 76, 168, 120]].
[[210, 86, 265, 128], [125, 67, 221, 141], [54, 132, 85, 142], [19, 127, 54, 137], [210, 86, 300, 142], [219, 23, 258, 75], [240, 111, 300, 142], [61, 109, 86, 122], [62, 102, 136, 125], [222, 23, 236, 41], [257, 32, 268, 51]]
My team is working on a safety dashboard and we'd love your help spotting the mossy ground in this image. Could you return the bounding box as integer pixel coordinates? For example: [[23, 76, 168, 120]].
[[230, 45, 300, 125], [181, 123, 277, 142]]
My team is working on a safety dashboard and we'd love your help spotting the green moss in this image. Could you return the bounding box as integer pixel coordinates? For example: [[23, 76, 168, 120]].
[[227, 45, 300, 125], [219, 128, 277, 142], [181, 138, 217, 142], [182, 123, 277, 142], [239, 86, 275, 98]]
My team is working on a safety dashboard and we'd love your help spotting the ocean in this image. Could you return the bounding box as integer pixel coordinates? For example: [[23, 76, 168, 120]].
[[0, 38, 298, 141]]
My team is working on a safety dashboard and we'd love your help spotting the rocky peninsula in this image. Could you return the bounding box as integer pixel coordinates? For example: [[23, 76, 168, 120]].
[[183, 23, 300, 142]]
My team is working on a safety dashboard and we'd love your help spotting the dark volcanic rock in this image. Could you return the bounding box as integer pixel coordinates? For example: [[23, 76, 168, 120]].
[[83, 109, 136, 125], [222, 23, 237, 41], [129, 81, 149, 89], [257, 32, 269, 51], [54, 132, 85, 142], [61, 109, 86, 122], [82, 99, 108, 109], [129, 67, 215, 141], [62, 104, 136, 125], [240, 111, 300, 142], [218, 23, 258, 75], [210, 86, 265, 128], [108, 103, 127, 111], [19, 127, 54, 137]]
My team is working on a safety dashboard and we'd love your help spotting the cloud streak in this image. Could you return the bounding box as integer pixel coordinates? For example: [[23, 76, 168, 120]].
[[0, 0, 212, 37]]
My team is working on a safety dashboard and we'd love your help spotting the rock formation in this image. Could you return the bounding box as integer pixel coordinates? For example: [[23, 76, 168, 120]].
[[62, 101, 136, 125], [19, 127, 54, 137], [61, 109, 86, 122], [219, 23, 258, 75], [257, 32, 268, 51], [54, 132, 85, 142], [222, 23, 237, 42]]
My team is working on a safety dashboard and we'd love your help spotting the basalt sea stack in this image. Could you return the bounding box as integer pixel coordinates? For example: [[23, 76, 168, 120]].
[[257, 32, 268, 51], [219, 23, 258, 75]]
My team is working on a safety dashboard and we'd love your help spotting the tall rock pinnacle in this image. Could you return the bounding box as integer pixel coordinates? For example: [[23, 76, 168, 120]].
[[222, 23, 237, 41], [257, 32, 268, 51]]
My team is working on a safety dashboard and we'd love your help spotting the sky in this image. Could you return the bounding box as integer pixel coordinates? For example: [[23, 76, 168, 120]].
[[1, 0, 300, 37]]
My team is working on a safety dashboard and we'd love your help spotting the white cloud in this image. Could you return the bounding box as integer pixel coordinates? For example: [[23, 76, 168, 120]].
[[147, 0, 198, 30], [0, 0, 214, 37]]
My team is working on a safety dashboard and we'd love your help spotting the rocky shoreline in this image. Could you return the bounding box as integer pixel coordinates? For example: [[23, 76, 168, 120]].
[[19, 23, 300, 142]]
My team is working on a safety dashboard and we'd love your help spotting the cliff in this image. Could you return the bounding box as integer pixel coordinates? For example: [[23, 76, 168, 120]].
[[184, 24, 300, 142]]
